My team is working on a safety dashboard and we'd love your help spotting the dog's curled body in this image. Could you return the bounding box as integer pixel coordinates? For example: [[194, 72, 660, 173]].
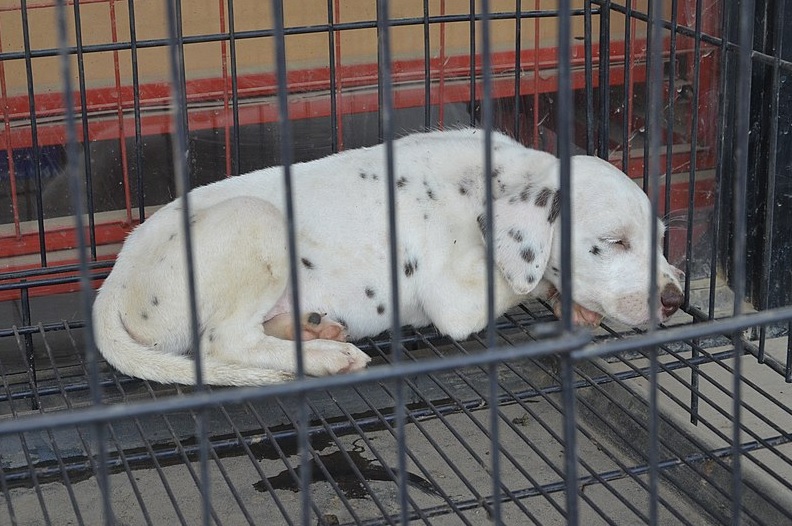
[[93, 129, 683, 385]]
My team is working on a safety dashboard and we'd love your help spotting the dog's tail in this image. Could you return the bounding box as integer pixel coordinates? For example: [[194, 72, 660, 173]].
[[92, 287, 293, 386]]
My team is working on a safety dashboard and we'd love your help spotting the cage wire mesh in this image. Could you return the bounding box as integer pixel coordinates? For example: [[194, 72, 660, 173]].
[[0, 0, 789, 524]]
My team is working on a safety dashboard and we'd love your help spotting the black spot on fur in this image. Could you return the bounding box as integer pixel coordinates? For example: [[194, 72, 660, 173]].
[[519, 184, 533, 202], [521, 247, 536, 263], [377, 304, 385, 315], [365, 287, 376, 298], [551, 266, 559, 274], [507, 228, 524, 242], [404, 259, 418, 277], [534, 187, 553, 207], [424, 213, 429, 220], [208, 328, 216, 342], [141, 312, 149, 321], [491, 166, 502, 178], [508, 184, 533, 204], [359, 171, 367, 179], [301, 257, 315, 269], [397, 176, 408, 188], [337, 318, 347, 329], [548, 191, 561, 223], [307, 312, 322, 325], [151, 296, 159, 306], [477, 214, 487, 234], [458, 177, 474, 196], [590, 245, 601, 256], [423, 181, 437, 201], [527, 274, 536, 284], [168, 233, 177, 241]]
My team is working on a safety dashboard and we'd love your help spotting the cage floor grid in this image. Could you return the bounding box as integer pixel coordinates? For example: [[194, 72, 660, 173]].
[[0, 302, 791, 525]]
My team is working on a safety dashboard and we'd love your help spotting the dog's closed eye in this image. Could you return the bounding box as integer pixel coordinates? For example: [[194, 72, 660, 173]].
[[599, 236, 631, 251]]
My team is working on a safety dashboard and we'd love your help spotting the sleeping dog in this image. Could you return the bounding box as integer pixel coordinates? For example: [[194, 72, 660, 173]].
[[92, 129, 684, 385]]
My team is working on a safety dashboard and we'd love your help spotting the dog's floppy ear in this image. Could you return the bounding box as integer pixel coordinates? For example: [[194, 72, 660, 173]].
[[478, 185, 559, 294]]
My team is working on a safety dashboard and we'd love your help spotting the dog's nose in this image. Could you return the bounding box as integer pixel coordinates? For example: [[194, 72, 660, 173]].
[[660, 283, 684, 317]]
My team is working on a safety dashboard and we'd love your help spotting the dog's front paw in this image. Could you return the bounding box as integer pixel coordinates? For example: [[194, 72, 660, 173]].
[[547, 286, 603, 327], [563, 303, 604, 327], [263, 312, 349, 342], [303, 341, 372, 376]]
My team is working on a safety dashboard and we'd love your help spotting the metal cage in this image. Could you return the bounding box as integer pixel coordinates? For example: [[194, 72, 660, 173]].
[[0, 0, 790, 525]]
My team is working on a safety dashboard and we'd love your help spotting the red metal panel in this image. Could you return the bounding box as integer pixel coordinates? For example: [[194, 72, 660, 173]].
[[0, 41, 652, 149]]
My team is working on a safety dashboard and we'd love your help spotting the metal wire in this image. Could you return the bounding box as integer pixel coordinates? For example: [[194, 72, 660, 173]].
[[164, 2, 211, 525], [732, 0, 757, 522], [0, 1, 790, 525], [269, 3, 313, 526]]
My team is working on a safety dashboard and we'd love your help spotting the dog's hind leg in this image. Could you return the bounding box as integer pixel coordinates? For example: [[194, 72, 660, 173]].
[[192, 196, 370, 380], [205, 313, 369, 378]]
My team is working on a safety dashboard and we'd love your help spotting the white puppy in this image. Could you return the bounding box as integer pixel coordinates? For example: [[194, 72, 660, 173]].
[[92, 129, 683, 385]]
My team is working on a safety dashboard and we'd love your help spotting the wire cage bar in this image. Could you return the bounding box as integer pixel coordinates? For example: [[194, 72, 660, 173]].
[[0, 0, 790, 525]]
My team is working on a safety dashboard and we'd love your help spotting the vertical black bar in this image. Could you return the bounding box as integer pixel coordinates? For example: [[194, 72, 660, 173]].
[[71, 0, 97, 260], [469, 0, 476, 126], [165, 0, 201, 375], [375, 1, 405, 523], [597, 0, 611, 160], [128, 0, 146, 222], [732, 0, 755, 522], [173, 1, 189, 159], [20, 286, 37, 411], [164, 1, 210, 525], [646, 0, 664, 522], [19, 0, 47, 267], [684, 0, 702, 307], [621, 0, 632, 171], [758, 0, 785, 363], [327, 0, 339, 151], [663, 0, 679, 258], [558, 1, 578, 524], [54, 0, 112, 523], [513, 0, 522, 138], [786, 321, 792, 382], [227, 0, 241, 175], [557, 8, 573, 331], [479, 1, 501, 522], [687, 0, 704, 426], [423, 0, 431, 131], [708, 3, 731, 321], [271, 3, 311, 526], [583, 0, 594, 154]]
